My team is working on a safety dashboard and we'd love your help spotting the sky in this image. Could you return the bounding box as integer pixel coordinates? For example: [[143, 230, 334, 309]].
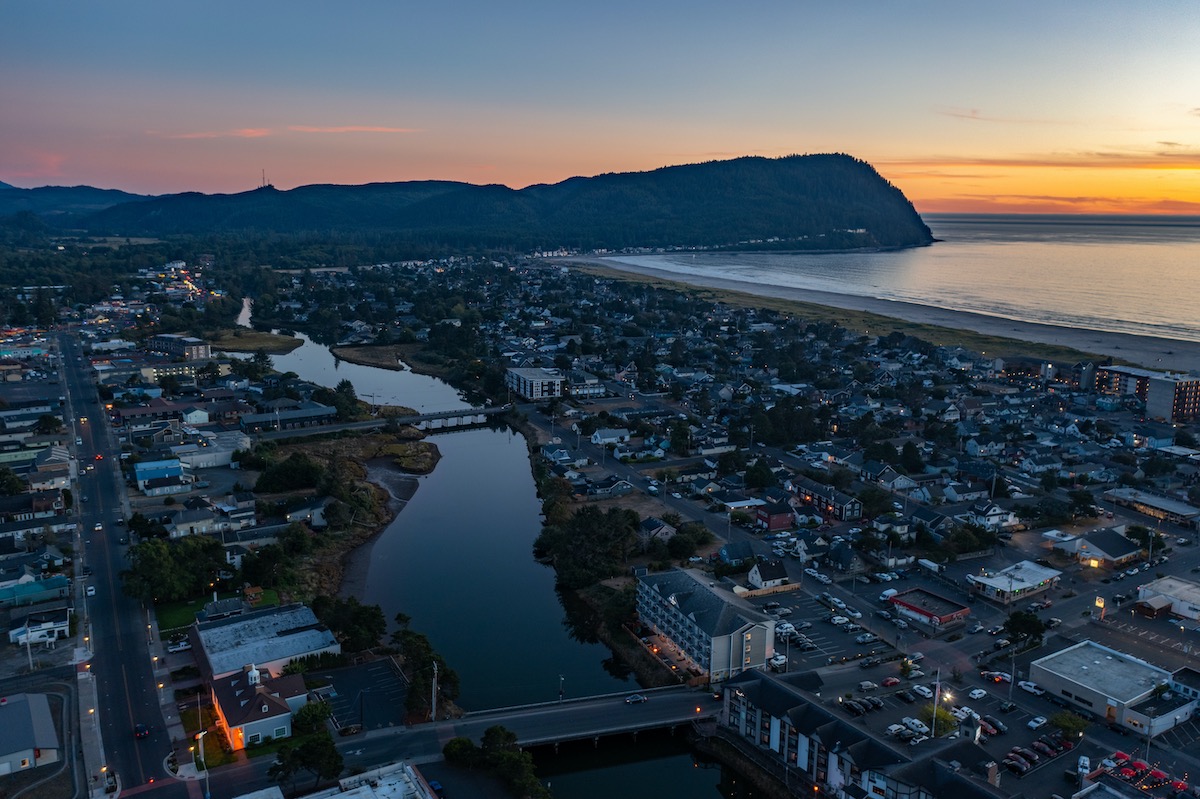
[[3, 1, 1199, 214]]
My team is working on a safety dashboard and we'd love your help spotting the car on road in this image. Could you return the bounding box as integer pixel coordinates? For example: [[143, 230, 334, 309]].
[[624, 694, 648, 704], [94, 453, 103, 460], [1018, 680, 1045, 696], [969, 688, 987, 700], [987, 625, 1004, 635], [427, 781, 446, 798], [1028, 716, 1047, 730], [93, 522, 103, 532], [670, 492, 682, 499], [134, 723, 149, 739], [981, 670, 1013, 683], [968, 622, 985, 634], [1178, 537, 1190, 545], [85, 585, 96, 597]]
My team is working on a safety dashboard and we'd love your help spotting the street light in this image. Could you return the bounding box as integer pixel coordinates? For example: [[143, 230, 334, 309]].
[[195, 730, 211, 799]]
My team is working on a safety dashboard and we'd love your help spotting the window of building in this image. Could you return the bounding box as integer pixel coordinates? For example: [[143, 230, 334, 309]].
[[274, 726, 287, 739], [248, 733, 262, 744]]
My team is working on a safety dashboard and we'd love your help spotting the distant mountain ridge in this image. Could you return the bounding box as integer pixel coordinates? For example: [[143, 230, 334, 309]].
[[0, 182, 148, 222], [5, 154, 934, 250]]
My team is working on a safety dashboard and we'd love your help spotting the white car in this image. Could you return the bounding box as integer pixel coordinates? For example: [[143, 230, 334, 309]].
[[950, 707, 969, 722], [85, 585, 96, 597], [1028, 716, 1048, 730], [912, 684, 934, 699], [1018, 680, 1045, 696], [969, 688, 987, 700], [845, 608, 862, 619], [902, 717, 929, 734], [776, 622, 796, 635], [830, 598, 846, 609], [816, 574, 832, 585], [893, 618, 909, 630], [885, 723, 907, 737], [804, 568, 820, 578], [828, 615, 849, 626]]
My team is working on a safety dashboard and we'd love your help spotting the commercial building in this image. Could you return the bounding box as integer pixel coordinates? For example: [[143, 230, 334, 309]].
[[1030, 640, 1198, 736], [888, 587, 971, 628], [966, 560, 1061, 605], [1136, 576, 1200, 621], [1094, 365, 1200, 422], [722, 668, 1011, 799], [1103, 488, 1200, 530], [636, 568, 774, 682], [211, 664, 308, 751], [149, 333, 212, 361], [504, 367, 565, 401], [0, 693, 59, 774], [191, 603, 341, 680]]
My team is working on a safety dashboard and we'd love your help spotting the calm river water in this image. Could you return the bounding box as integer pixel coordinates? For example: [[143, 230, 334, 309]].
[[237, 304, 740, 796]]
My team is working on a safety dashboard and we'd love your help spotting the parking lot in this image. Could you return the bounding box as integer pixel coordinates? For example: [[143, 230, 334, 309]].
[[310, 659, 408, 732]]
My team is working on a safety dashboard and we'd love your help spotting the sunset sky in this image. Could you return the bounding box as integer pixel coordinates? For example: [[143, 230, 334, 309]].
[[4, 1, 1199, 214]]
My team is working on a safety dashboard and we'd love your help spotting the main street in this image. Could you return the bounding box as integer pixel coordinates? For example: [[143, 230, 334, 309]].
[[57, 333, 185, 797]]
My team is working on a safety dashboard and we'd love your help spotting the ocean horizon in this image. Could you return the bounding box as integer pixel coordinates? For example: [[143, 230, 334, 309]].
[[606, 214, 1200, 346]]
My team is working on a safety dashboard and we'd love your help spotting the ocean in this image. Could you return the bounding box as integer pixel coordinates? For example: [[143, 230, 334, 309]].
[[605, 214, 1200, 345]]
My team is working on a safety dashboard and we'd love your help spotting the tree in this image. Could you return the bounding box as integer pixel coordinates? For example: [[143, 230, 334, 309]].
[[291, 701, 333, 734], [1049, 710, 1090, 739], [0, 466, 24, 496], [34, 414, 63, 434], [298, 733, 343, 788], [1004, 610, 1046, 643], [268, 743, 303, 793], [901, 441, 924, 473]]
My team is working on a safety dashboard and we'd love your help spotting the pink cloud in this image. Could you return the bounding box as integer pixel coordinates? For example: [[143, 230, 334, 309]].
[[158, 128, 273, 140], [3, 149, 66, 180], [287, 125, 418, 134]]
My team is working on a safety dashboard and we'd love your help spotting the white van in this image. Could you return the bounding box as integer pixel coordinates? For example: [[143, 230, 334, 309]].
[[879, 588, 899, 602]]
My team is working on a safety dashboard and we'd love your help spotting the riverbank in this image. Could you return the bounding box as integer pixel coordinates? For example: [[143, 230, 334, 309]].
[[562, 256, 1200, 372], [209, 327, 304, 354]]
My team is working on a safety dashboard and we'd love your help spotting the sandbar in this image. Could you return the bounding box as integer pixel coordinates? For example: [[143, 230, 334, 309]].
[[567, 257, 1200, 373]]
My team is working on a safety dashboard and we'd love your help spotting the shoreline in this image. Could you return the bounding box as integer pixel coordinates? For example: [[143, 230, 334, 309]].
[[563, 256, 1200, 372], [338, 462, 420, 600]]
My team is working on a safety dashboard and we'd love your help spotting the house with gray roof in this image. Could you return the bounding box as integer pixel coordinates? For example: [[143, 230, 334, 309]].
[[636, 568, 773, 682]]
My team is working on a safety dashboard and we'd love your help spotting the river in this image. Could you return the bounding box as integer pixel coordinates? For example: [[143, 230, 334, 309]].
[[234, 302, 744, 796]]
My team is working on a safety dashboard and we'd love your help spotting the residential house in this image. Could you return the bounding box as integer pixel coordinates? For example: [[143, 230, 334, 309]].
[[755, 501, 796, 533], [787, 476, 862, 521], [637, 517, 677, 548], [748, 559, 789, 589], [965, 501, 1021, 532]]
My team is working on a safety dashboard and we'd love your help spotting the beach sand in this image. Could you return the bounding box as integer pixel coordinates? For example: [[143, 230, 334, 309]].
[[570, 257, 1200, 372]]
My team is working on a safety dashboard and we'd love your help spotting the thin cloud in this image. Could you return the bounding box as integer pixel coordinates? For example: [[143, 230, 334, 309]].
[[5, 149, 65, 179], [932, 106, 1064, 125], [881, 147, 1200, 170], [287, 125, 418, 134], [159, 128, 272, 140]]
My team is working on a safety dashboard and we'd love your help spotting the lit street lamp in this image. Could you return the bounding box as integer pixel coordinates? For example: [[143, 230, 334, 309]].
[[196, 730, 211, 799]]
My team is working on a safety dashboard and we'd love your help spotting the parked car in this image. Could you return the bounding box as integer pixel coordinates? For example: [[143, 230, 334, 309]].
[[881, 677, 900, 687], [1028, 716, 1048, 730], [895, 690, 916, 703], [969, 688, 987, 700], [902, 717, 929, 734], [912, 684, 934, 699], [983, 714, 1008, 733]]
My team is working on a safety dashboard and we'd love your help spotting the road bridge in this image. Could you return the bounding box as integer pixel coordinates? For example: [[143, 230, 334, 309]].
[[253, 404, 510, 440]]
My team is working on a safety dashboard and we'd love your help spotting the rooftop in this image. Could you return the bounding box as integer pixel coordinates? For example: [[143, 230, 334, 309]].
[[1138, 576, 1200, 611], [890, 587, 969, 620], [1032, 641, 1171, 704], [196, 603, 338, 678], [970, 560, 1061, 593]]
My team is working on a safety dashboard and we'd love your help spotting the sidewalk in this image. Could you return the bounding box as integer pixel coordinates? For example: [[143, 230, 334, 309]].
[[75, 654, 120, 799]]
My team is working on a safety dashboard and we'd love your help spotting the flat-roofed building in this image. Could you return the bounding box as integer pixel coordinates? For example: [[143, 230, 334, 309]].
[[1030, 640, 1197, 736], [888, 587, 971, 628], [504, 367, 565, 401], [191, 603, 340, 681], [1095, 365, 1200, 422], [1136, 576, 1200, 621], [1103, 488, 1200, 529], [149, 333, 212, 361], [965, 560, 1061, 605]]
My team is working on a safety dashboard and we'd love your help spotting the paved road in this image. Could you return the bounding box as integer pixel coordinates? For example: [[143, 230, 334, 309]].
[[58, 334, 183, 797]]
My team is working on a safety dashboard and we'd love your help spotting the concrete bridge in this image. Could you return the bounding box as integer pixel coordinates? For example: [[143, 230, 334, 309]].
[[254, 404, 510, 440]]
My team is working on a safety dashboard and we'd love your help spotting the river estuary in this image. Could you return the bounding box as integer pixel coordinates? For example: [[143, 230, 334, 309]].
[[237, 300, 756, 797]]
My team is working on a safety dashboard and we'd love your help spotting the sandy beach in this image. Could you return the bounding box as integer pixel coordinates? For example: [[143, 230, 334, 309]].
[[570, 257, 1200, 372]]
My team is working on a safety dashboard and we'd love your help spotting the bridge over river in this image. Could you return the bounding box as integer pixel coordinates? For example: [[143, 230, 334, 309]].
[[254, 404, 510, 441], [341, 685, 720, 765]]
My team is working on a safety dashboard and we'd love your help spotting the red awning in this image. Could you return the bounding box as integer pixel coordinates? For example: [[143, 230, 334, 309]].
[[1112, 751, 1130, 763], [1171, 780, 1189, 792], [1149, 769, 1169, 780], [1131, 760, 1150, 771], [1118, 768, 1137, 779]]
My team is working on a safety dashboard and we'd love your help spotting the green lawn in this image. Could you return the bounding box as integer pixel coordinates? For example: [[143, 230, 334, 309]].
[[156, 590, 280, 635]]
